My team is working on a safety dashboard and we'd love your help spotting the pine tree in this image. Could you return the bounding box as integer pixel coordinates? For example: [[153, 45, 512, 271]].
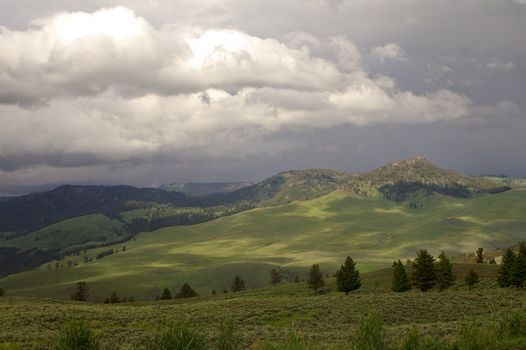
[[270, 268, 282, 286], [70, 282, 89, 302], [160, 288, 172, 300], [435, 252, 455, 291], [497, 248, 516, 287], [0, 288, 5, 297], [336, 256, 361, 294], [307, 264, 324, 292], [465, 268, 479, 291], [109, 291, 121, 303], [391, 260, 411, 292], [231, 276, 246, 292], [176, 283, 199, 298], [475, 247, 484, 263], [510, 243, 526, 288], [411, 250, 436, 292]]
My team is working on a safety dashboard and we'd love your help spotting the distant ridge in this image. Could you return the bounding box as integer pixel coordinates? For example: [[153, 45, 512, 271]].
[[161, 182, 252, 196]]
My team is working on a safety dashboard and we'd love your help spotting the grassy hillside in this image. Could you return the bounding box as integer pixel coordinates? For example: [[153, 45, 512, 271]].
[[1, 189, 525, 300], [1, 264, 525, 349]]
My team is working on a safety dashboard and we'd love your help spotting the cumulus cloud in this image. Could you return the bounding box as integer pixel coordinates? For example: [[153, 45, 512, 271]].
[[0, 6, 520, 178], [371, 43, 407, 62]]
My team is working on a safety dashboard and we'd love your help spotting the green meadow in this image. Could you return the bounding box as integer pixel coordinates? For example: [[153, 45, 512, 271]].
[[1, 189, 525, 300]]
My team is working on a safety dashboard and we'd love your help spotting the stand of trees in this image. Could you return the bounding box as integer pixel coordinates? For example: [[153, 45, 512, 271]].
[[498, 243, 526, 288], [176, 283, 199, 298], [465, 268, 479, 290], [392, 260, 411, 292], [231, 276, 246, 292], [71, 282, 89, 302], [270, 268, 282, 286]]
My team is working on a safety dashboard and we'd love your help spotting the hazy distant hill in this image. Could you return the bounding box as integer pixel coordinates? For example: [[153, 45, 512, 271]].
[[161, 182, 252, 196]]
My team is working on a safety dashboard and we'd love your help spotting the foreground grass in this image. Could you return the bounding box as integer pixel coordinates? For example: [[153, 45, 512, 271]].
[[1, 276, 525, 349]]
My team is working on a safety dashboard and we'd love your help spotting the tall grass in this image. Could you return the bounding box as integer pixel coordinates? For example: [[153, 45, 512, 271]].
[[140, 324, 206, 350], [353, 313, 387, 350], [218, 318, 241, 350], [55, 320, 99, 350]]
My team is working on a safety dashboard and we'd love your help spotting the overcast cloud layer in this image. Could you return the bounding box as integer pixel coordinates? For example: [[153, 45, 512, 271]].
[[0, 0, 525, 194]]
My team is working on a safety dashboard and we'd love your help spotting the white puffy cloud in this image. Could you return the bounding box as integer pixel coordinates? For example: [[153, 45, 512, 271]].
[[371, 43, 407, 62], [0, 6, 520, 175]]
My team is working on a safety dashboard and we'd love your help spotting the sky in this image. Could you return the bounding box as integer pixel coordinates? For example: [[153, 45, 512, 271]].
[[0, 0, 525, 195]]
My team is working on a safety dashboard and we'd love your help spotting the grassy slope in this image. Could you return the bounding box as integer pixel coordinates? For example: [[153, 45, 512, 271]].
[[0, 265, 525, 349], [1, 189, 525, 300], [0, 214, 126, 252]]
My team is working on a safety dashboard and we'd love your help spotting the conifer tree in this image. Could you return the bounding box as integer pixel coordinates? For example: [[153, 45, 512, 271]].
[[109, 291, 121, 303], [391, 260, 411, 292], [270, 268, 282, 286], [160, 288, 172, 300], [0, 287, 5, 297], [336, 256, 361, 294], [176, 283, 199, 298], [510, 243, 526, 288], [70, 282, 89, 302], [231, 276, 246, 292], [475, 247, 484, 263], [497, 248, 516, 287], [307, 264, 324, 292], [436, 252, 455, 291], [411, 250, 436, 292], [465, 268, 479, 291]]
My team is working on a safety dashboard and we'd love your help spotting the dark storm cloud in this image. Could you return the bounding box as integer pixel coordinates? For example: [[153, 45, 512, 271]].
[[0, 0, 525, 194]]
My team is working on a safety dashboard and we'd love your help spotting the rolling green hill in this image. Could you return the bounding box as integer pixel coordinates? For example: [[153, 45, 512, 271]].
[[2, 188, 525, 300]]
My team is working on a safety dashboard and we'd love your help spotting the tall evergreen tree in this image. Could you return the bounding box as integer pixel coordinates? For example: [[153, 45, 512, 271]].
[[497, 248, 516, 287], [336, 256, 361, 294], [436, 252, 456, 291], [307, 264, 324, 292], [510, 243, 526, 288], [391, 260, 411, 292], [70, 282, 89, 302], [0, 288, 5, 297], [475, 247, 484, 263], [270, 268, 282, 286], [109, 291, 121, 303], [412, 250, 436, 292], [231, 276, 246, 292], [465, 268, 479, 291], [176, 283, 199, 298], [160, 288, 172, 300]]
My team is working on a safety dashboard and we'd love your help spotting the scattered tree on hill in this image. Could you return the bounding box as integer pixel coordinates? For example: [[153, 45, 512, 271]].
[[122, 245, 126, 252], [231, 276, 246, 292], [128, 296, 135, 302], [270, 268, 282, 286], [160, 288, 172, 300], [510, 243, 526, 288], [498, 248, 516, 287], [307, 264, 324, 292], [294, 275, 300, 283], [109, 291, 121, 303], [476, 247, 484, 263], [489, 258, 496, 264], [176, 283, 199, 298], [336, 256, 361, 294], [70, 282, 89, 302], [0, 288, 5, 297], [391, 260, 411, 292], [465, 268, 479, 291], [436, 252, 455, 291], [212, 289, 216, 296], [412, 250, 436, 292]]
